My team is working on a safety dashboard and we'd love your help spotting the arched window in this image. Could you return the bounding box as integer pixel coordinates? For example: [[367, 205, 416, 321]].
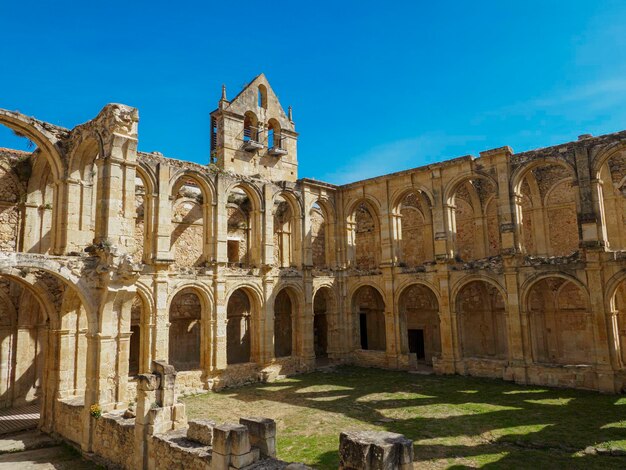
[[273, 194, 293, 267], [258, 84, 267, 109], [227, 186, 252, 266], [449, 178, 498, 261], [310, 202, 327, 268], [170, 179, 204, 268], [243, 111, 259, 143], [268, 119, 280, 148], [515, 164, 579, 256], [352, 202, 380, 270]]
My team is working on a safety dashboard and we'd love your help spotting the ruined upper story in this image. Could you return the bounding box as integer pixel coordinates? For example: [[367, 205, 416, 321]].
[[1, 76, 626, 274]]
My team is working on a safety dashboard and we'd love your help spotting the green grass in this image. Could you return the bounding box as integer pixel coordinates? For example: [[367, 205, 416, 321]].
[[182, 367, 626, 469]]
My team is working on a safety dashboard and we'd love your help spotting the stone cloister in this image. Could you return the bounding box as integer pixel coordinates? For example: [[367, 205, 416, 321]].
[[0, 74, 626, 463]]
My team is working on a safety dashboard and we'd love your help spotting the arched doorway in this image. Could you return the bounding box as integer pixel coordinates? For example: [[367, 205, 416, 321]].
[[527, 277, 593, 365], [227, 289, 252, 365], [128, 295, 145, 376], [0, 269, 91, 436], [313, 288, 333, 360], [168, 288, 202, 371], [352, 286, 386, 351], [273, 290, 293, 358], [456, 280, 507, 359], [399, 284, 440, 365]]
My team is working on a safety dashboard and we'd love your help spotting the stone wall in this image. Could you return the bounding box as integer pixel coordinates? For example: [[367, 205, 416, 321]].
[[92, 412, 136, 469]]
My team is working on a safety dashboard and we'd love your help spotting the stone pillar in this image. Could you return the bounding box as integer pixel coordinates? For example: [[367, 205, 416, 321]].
[[239, 417, 276, 458], [585, 254, 617, 392], [154, 163, 173, 262], [299, 270, 315, 366], [302, 188, 314, 267], [479, 147, 516, 252], [212, 423, 260, 470], [502, 260, 527, 384], [575, 146, 609, 250], [152, 268, 171, 363], [213, 274, 228, 372], [134, 361, 187, 470], [339, 430, 413, 470], [259, 275, 275, 364], [434, 267, 456, 374], [215, 176, 228, 263]]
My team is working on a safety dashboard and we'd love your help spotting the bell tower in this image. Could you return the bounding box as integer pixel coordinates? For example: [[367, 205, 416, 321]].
[[210, 74, 298, 182]]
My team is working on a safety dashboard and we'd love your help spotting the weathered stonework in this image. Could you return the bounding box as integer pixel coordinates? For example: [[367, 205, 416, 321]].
[[1, 74, 626, 467]]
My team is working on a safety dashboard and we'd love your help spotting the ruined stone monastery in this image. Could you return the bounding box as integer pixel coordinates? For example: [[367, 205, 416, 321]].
[[0, 75, 626, 467]]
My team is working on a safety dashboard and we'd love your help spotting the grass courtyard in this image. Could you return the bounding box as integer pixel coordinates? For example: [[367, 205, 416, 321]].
[[182, 367, 626, 469]]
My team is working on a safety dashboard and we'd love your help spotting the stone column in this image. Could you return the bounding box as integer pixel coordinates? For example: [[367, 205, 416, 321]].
[[502, 260, 527, 383], [586, 254, 617, 392], [154, 162, 173, 262], [259, 275, 275, 365], [434, 267, 455, 374], [213, 273, 228, 372], [215, 175, 229, 263], [298, 270, 315, 367], [152, 267, 171, 363], [575, 146, 609, 250]]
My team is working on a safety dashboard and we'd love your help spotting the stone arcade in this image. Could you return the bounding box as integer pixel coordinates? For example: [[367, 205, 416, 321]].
[[1, 74, 626, 467]]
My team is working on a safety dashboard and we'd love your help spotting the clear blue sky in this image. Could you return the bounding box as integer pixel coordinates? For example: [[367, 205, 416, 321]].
[[1, 1, 626, 184]]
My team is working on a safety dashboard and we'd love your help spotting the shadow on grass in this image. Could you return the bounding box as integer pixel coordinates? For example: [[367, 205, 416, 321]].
[[187, 366, 626, 469]]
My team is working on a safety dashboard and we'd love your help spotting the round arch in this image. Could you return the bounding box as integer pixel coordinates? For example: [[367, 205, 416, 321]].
[[351, 284, 386, 352], [520, 272, 590, 309], [591, 141, 626, 180], [0, 109, 65, 182], [225, 181, 264, 212], [390, 185, 436, 213], [345, 195, 382, 221], [443, 171, 499, 205], [394, 279, 441, 309], [450, 274, 507, 309], [510, 157, 577, 196], [0, 257, 97, 327]]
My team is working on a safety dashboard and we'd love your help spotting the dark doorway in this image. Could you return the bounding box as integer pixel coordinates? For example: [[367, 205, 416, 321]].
[[359, 313, 368, 349], [314, 314, 328, 358], [408, 329, 425, 360]]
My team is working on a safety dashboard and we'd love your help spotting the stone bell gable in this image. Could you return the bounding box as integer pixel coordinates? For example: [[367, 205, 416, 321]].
[[210, 74, 299, 182]]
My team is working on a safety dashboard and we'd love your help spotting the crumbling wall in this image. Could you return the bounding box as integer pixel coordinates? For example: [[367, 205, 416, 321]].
[[354, 203, 377, 269], [400, 193, 426, 266], [171, 188, 204, 268], [454, 186, 475, 261], [310, 207, 326, 267], [92, 413, 135, 469], [0, 153, 23, 252]]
